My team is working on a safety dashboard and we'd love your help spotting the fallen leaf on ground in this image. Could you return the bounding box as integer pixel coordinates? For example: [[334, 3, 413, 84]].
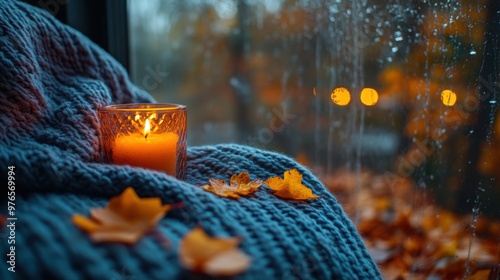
[[179, 226, 251, 276], [325, 168, 500, 279], [203, 171, 263, 199], [265, 169, 321, 200], [466, 269, 493, 280], [72, 187, 171, 244]]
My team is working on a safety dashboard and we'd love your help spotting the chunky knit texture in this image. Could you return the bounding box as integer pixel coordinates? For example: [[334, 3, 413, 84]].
[[0, 1, 381, 279]]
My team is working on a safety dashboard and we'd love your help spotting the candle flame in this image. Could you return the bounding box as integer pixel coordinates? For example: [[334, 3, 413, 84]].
[[144, 119, 151, 139]]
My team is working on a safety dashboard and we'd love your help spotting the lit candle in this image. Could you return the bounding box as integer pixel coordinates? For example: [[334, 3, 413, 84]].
[[112, 119, 179, 176], [99, 103, 187, 179]]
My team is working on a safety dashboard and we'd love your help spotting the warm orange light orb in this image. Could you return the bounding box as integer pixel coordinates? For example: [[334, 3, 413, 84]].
[[331, 87, 351, 106], [441, 89, 457, 106], [360, 88, 379, 106]]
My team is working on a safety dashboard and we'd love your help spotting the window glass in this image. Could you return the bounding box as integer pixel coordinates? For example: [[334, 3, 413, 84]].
[[128, 0, 499, 278]]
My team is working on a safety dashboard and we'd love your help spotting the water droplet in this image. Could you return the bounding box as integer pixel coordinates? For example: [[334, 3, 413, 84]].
[[394, 31, 403, 41], [392, 47, 399, 53], [489, 100, 497, 104], [470, 50, 476, 55]]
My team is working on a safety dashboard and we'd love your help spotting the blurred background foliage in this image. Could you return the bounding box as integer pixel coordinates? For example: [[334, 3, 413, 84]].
[[128, 0, 499, 217]]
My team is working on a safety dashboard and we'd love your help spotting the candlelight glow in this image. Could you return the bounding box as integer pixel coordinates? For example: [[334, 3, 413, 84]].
[[331, 87, 351, 106], [441, 89, 457, 106], [144, 119, 151, 138], [360, 88, 379, 106]]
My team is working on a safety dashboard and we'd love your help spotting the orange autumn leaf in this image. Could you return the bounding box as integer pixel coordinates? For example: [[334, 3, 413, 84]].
[[72, 187, 171, 244], [203, 171, 263, 199], [179, 226, 251, 276], [265, 169, 321, 200]]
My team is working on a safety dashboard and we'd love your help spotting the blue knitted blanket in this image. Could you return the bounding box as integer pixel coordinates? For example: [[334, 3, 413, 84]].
[[0, 1, 381, 279]]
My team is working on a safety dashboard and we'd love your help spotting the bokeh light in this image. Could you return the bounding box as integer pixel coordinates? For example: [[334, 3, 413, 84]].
[[331, 87, 351, 106], [360, 88, 379, 106], [441, 89, 457, 106]]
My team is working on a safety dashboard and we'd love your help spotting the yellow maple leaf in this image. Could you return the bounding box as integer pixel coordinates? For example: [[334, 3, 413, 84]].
[[179, 226, 251, 276], [265, 169, 321, 200], [72, 187, 171, 244], [203, 171, 263, 199]]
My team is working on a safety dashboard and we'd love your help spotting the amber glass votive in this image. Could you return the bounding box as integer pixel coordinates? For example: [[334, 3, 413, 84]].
[[98, 103, 187, 179]]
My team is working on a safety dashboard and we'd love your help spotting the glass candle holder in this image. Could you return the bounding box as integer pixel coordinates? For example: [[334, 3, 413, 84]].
[[98, 103, 187, 179]]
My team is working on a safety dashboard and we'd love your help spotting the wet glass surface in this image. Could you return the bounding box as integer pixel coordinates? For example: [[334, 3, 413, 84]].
[[128, 1, 500, 278]]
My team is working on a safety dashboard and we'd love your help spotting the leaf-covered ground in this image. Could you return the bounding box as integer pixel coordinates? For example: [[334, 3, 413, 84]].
[[323, 169, 500, 280]]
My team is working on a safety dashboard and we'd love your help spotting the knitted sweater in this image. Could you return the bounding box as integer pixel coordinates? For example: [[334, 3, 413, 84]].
[[0, 1, 381, 279]]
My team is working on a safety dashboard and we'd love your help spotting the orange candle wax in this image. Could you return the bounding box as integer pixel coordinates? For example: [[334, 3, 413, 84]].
[[112, 119, 179, 176]]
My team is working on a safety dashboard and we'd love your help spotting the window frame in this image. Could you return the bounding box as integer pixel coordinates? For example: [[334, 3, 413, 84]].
[[24, 0, 129, 71]]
